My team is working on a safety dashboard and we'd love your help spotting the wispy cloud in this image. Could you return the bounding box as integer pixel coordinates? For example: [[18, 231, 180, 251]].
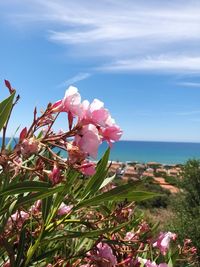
[[176, 110, 200, 116], [2, 0, 200, 73], [57, 72, 91, 88], [99, 56, 200, 73], [177, 81, 200, 88]]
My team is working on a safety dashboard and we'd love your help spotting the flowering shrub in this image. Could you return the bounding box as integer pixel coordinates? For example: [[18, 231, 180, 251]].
[[0, 81, 197, 266]]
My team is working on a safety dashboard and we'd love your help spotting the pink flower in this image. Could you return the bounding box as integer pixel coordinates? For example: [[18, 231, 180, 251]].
[[11, 211, 29, 222], [49, 164, 62, 185], [75, 124, 101, 158], [125, 232, 135, 241], [66, 142, 86, 164], [79, 161, 96, 176], [7, 211, 29, 230], [57, 203, 73, 216], [101, 124, 122, 146], [20, 137, 40, 157], [79, 99, 110, 127], [30, 200, 41, 213], [96, 242, 117, 267], [138, 258, 168, 267], [51, 86, 81, 117], [87, 99, 109, 126], [3, 261, 10, 267], [153, 231, 177, 255], [145, 261, 157, 267]]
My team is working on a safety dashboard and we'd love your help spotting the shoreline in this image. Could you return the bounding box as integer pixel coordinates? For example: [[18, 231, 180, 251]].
[[108, 160, 181, 194]]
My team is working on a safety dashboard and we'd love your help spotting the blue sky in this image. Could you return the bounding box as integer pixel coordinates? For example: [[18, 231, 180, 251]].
[[1, 0, 200, 142]]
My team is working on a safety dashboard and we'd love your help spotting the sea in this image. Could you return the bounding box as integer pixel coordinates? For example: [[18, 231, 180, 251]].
[[2, 138, 200, 165], [98, 140, 200, 164]]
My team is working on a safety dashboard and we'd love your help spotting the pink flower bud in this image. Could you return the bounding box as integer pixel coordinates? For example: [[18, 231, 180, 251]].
[[5, 79, 15, 94], [57, 203, 73, 216], [19, 127, 27, 141], [49, 164, 62, 185]]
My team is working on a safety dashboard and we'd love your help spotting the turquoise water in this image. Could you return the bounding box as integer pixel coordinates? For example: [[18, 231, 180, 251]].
[[98, 140, 200, 164], [1, 138, 200, 164]]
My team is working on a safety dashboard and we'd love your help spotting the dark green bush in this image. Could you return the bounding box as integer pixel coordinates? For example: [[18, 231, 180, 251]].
[[169, 159, 200, 258]]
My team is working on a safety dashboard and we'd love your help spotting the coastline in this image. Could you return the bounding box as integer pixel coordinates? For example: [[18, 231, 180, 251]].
[[109, 160, 181, 194], [98, 140, 200, 164]]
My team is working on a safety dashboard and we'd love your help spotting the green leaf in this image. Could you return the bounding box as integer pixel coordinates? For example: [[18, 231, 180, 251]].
[[99, 174, 116, 189], [81, 148, 110, 199], [77, 182, 160, 208], [168, 257, 173, 267], [15, 227, 26, 267], [0, 181, 50, 197], [6, 125, 20, 151], [45, 170, 79, 226], [42, 221, 129, 242], [0, 186, 64, 216], [42, 196, 53, 223], [0, 91, 15, 132]]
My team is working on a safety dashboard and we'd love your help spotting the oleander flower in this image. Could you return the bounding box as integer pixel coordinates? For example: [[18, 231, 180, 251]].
[[20, 137, 40, 157], [3, 261, 10, 267], [153, 231, 177, 255], [48, 163, 62, 185], [101, 124, 122, 146], [57, 203, 73, 216], [79, 161, 96, 176], [146, 261, 168, 267], [125, 231, 135, 241], [138, 258, 168, 267], [89, 242, 117, 267], [75, 124, 101, 158], [7, 211, 29, 230], [51, 86, 81, 117]]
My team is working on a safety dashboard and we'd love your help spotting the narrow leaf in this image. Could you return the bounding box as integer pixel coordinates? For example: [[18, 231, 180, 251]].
[[42, 221, 129, 242], [77, 183, 160, 208], [0, 186, 64, 216], [81, 148, 110, 198], [0, 181, 50, 197], [42, 196, 53, 223], [0, 91, 15, 131], [15, 227, 26, 266], [99, 174, 116, 189]]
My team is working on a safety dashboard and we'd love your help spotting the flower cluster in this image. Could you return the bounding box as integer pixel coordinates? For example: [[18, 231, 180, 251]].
[[51, 86, 122, 171], [15, 86, 122, 180]]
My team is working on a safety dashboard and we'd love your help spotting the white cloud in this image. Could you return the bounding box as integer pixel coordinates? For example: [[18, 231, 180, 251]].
[[176, 110, 200, 116], [2, 0, 200, 73], [99, 55, 200, 73], [57, 72, 91, 88], [177, 82, 200, 88]]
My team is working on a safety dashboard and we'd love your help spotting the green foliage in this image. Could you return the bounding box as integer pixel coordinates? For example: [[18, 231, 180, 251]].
[[164, 175, 179, 186], [0, 91, 15, 131], [138, 177, 171, 209], [170, 159, 200, 258], [0, 146, 159, 266]]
